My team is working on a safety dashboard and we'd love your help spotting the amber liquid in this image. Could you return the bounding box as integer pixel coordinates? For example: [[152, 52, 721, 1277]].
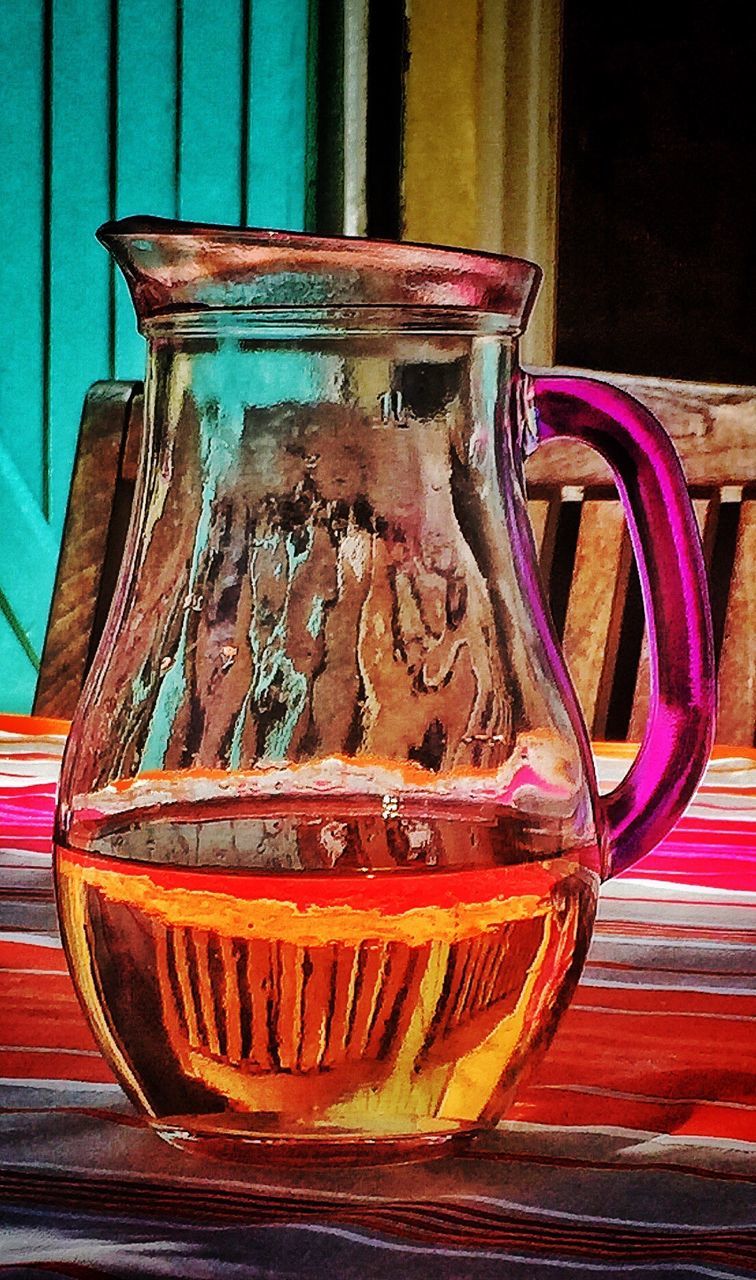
[[55, 792, 597, 1164]]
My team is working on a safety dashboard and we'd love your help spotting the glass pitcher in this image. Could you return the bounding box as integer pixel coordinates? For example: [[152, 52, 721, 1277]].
[[54, 218, 714, 1164]]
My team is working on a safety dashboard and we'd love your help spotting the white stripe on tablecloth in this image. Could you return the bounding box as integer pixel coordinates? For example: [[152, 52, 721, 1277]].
[[581, 969, 756, 994], [0, 931, 61, 948], [0, 850, 54, 865], [602, 878, 756, 901], [501, 1118, 756, 1153], [0, 1077, 122, 1093], [0, 967, 65, 976], [0, 1045, 102, 1057]]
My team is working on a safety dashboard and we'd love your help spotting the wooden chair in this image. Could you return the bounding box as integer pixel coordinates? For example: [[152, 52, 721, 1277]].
[[34, 373, 756, 746]]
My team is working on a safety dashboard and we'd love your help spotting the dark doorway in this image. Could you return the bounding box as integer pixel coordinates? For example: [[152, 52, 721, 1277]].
[[557, 6, 756, 383]]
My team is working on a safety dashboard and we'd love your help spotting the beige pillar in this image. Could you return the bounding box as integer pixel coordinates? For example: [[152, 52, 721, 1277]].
[[402, 0, 562, 364]]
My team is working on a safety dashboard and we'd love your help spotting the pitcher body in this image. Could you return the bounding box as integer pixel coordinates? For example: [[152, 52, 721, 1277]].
[[54, 221, 713, 1161]]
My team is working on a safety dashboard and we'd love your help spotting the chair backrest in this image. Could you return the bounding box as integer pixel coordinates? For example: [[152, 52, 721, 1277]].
[[525, 369, 755, 745], [34, 372, 756, 746], [34, 382, 143, 720]]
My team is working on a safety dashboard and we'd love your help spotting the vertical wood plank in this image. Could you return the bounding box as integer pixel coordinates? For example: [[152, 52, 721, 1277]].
[[5, 0, 323, 713], [0, 2, 45, 505], [717, 497, 756, 745], [313, 0, 344, 234], [475, 0, 507, 253], [562, 500, 631, 737], [178, 0, 245, 224], [0, 443, 57, 663], [629, 496, 717, 741], [402, 0, 560, 362], [402, 0, 482, 248], [527, 490, 561, 586], [115, 0, 178, 380], [0, 1, 46, 709], [528, 499, 551, 558], [246, 0, 317, 229], [0, 597, 37, 715], [49, 0, 112, 536], [342, 0, 369, 236], [497, 0, 562, 364]]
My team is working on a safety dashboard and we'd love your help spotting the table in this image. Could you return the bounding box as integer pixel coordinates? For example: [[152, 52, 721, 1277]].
[[1, 714, 754, 1278]]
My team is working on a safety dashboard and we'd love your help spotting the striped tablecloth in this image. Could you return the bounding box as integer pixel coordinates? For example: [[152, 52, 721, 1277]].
[[1, 714, 754, 1278]]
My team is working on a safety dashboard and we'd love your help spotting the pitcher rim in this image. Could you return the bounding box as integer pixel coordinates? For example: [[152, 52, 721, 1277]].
[[97, 215, 543, 333]]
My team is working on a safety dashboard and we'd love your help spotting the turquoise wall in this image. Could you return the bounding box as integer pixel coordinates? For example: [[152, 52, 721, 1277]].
[[0, 0, 318, 712]]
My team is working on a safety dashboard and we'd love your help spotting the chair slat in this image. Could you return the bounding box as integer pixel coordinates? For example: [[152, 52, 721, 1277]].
[[527, 492, 561, 589], [717, 496, 756, 746], [34, 383, 137, 719], [562, 499, 631, 737], [120, 393, 143, 483], [628, 495, 718, 741], [525, 369, 756, 488], [528, 498, 550, 557]]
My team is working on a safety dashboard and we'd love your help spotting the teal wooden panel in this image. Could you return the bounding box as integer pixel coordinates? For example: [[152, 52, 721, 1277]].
[[115, 0, 178, 380], [0, 596, 37, 714], [0, 0, 322, 713], [179, 0, 245, 224], [0, 441, 57, 651], [0, 3, 45, 505], [247, 0, 318, 229], [0, 440, 58, 710], [48, 0, 112, 538]]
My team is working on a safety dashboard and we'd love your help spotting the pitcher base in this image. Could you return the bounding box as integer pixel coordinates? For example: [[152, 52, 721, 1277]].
[[151, 1112, 480, 1166]]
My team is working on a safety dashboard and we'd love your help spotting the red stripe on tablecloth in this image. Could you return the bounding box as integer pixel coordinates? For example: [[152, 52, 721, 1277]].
[[691, 784, 756, 797], [526, 1037, 755, 1101], [593, 922, 755, 945], [1, 984, 97, 1049], [0, 1047, 114, 1083], [0, 713, 70, 736], [0, 782, 57, 847], [572, 983, 756, 1017], [599, 891, 755, 911], [668, 818, 756, 838], [0, 799, 57, 811], [0, 840, 55, 855], [520, 1000, 756, 1138], [0, 940, 65, 969], [0, 814, 55, 834], [0, 784, 57, 800], [619, 828, 756, 892], [511, 1091, 756, 1143], [0, 941, 110, 1080], [584, 958, 756, 980], [629, 871, 755, 891], [0, 753, 63, 763]]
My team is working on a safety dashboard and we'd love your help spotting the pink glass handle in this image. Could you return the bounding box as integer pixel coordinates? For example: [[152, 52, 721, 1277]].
[[533, 375, 715, 878]]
